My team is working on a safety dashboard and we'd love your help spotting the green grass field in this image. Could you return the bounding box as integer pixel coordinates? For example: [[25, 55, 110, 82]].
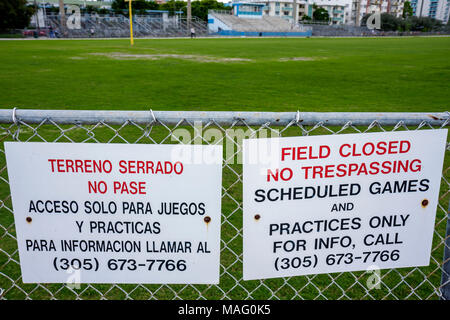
[[0, 37, 449, 300], [0, 37, 449, 112]]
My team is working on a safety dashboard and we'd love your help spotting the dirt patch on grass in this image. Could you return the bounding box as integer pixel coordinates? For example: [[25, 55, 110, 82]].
[[278, 57, 321, 61], [89, 52, 252, 63]]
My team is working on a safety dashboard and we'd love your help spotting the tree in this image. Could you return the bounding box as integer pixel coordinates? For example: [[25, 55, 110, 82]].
[[361, 12, 445, 32], [111, 0, 229, 20], [313, 7, 329, 22], [83, 6, 112, 14], [160, 0, 187, 16], [85, 5, 100, 13], [402, 1, 413, 18], [111, 0, 126, 14], [133, 0, 159, 14], [380, 13, 401, 30], [159, 0, 229, 20], [111, 0, 159, 15], [0, 0, 35, 30], [361, 13, 401, 31], [191, 0, 230, 21], [407, 16, 442, 31]]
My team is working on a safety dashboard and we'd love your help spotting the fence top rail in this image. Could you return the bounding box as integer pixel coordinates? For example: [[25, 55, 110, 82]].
[[0, 109, 448, 126]]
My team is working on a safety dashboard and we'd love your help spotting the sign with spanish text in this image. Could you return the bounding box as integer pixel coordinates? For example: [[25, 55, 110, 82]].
[[5, 142, 222, 284], [242, 129, 447, 280]]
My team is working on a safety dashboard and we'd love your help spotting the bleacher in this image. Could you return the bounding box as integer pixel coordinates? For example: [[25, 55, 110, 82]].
[[212, 13, 298, 32], [43, 14, 208, 38], [208, 10, 312, 36]]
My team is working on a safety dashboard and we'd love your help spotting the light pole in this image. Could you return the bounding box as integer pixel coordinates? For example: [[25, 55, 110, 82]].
[[187, 0, 191, 36], [34, 0, 40, 33], [59, 0, 66, 36], [293, 0, 298, 27]]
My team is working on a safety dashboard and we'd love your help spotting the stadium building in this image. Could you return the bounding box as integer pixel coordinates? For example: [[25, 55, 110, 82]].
[[410, 0, 450, 22], [208, 2, 312, 36], [235, 0, 412, 26], [350, 0, 406, 25], [229, 0, 351, 25], [308, 0, 352, 24], [257, 0, 309, 22]]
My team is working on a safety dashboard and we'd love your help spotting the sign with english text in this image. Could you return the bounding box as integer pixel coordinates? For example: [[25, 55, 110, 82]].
[[243, 129, 447, 280], [5, 142, 222, 284]]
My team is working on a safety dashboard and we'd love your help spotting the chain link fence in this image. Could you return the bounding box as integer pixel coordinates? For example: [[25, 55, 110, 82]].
[[309, 24, 450, 37], [0, 109, 449, 300], [40, 13, 209, 38]]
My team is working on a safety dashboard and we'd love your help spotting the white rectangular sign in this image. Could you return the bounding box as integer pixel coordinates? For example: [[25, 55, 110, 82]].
[[243, 129, 447, 280], [5, 142, 222, 284]]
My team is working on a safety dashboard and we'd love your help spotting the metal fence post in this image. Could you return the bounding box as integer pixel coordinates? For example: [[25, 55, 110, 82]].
[[440, 201, 450, 300]]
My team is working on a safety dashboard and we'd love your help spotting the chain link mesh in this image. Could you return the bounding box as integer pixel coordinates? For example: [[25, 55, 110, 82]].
[[0, 112, 449, 300]]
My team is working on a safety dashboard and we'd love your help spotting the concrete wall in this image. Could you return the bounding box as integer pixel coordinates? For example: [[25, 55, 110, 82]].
[[207, 14, 232, 33]]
